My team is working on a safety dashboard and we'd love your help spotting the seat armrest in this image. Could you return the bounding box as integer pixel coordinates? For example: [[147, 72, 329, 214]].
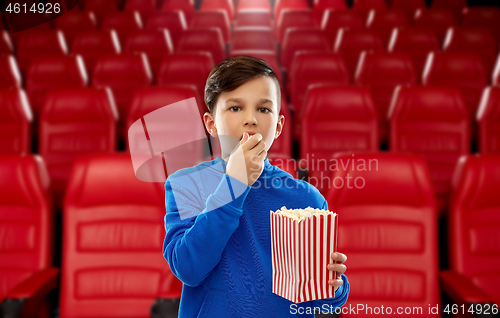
[[440, 270, 492, 305], [1, 267, 59, 318]]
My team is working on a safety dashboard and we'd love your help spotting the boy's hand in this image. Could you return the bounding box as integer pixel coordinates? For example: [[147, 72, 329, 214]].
[[226, 132, 267, 186], [327, 252, 347, 292]]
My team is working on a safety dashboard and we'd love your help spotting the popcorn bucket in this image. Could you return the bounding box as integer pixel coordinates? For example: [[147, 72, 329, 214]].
[[270, 209, 338, 303]]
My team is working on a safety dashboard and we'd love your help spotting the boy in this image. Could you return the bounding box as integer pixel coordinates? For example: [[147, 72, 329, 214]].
[[163, 56, 349, 317]]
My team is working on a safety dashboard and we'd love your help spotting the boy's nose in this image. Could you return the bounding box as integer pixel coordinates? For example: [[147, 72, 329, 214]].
[[243, 111, 257, 126]]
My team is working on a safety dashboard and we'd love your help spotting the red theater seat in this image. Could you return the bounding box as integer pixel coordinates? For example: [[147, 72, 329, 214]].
[[280, 28, 330, 71], [288, 51, 349, 137], [125, 86, 202, 144], [276, 9, 316, 43], [39, 88, 117, 208], [124, 29, 174, 83], [321, 10, 365, 46], [0, 154, 57, 317], [92, 54, 151, 138], [414, 8, 456, 44], [101, 11, 143, 46], [334, 28, 384, 81], [390, 0, 426, 22], [352, 0, 387, 22], [53, 10, 97, 48], [461, 7, 500, 43], [0, 31, 13, 55], [494, 55, 500, 86], [423, 52, 488, 135], [477, 86, 500, 154], [190, 10, 231, 43], [431, 0, 465, 25], [355, 51, 417, 143], [25, 55, 88, 119], [0, 90, 31, 154], [234, 9, 273, 28], [366, 9, 409, 47], [8, 22, 52, 47], [236, 0, 271, 12], [313, 0, 347, 26], [442, 154, 500, 307], [389, 86, 469, 215], [301, 85, 378, 194], [160, 0, 194, 25], [158, 52, 214, 101], [200, 0, 234, 21], [71, 30, 121, 77], [146, 11, 187, 47], [274, 0, 309, 22], [388, 27, 440, 77], [16, 31, 68, 77], [124, 0, 157, 22], [83, 0, 119, 26], [0, 55, 21, 89], [60, 154, 181, 317], [443, 27, 498, 75], [177, 28, 226, 63], [230, 27, 277, 55], [325, 152, 439, 317]]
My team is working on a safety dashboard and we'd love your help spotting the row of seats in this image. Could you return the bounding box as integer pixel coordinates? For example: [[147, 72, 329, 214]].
[[2, 151, 499, 315], [2, 83, 500, 214]]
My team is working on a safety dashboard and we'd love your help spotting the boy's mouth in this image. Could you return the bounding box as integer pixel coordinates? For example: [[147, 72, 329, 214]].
[[240, 131, 256, 140]]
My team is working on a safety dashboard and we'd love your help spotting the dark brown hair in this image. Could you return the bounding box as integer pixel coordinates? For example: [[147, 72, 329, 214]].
[[204, 55, 281, 115]]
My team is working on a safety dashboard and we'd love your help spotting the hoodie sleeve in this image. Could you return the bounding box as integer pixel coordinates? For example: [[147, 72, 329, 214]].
[[163, 171, 251, 287]]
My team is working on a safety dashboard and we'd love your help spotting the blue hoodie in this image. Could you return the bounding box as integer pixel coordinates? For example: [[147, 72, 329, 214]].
[[163, 157, 349, 318]]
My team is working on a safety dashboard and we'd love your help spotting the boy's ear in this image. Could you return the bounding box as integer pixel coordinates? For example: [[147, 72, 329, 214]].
[[275, 115, 285, 139], [203, 112, 217, 136]]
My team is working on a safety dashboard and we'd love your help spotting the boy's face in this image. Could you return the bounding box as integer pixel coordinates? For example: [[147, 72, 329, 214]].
[[203, 76, 285, 159]]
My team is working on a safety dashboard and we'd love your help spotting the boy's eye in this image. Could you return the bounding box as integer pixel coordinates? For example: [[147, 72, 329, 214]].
[[259, 108, 270, 113], [229, 106, 241, 112]]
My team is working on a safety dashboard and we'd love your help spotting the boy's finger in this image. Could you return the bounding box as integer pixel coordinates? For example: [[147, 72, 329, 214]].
[[240, 131, 249, 145], [242, 133, 263, 150], [331, 252, 347, 264]]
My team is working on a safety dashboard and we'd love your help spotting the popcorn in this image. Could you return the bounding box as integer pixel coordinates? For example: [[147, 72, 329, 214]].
[[270, 207, 338, 303]]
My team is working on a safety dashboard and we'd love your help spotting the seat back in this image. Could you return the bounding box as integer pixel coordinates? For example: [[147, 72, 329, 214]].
[[389, 86, 469, 214], [91, 53, 151, 125], [146, 11, 186, 48], [423, 52, 488, 125], [276, 9, 316, 43], [200, 0, 234, 20], [390, 0, 426, 22], [236, 0, 271, 12], [0, 55, 21, 89], [83, 0, 119, 26], [60, 153, 179, 317], [280, 28, 330, 71], [161, 0, 194, 25], [53, 10, 97, 48], [366, 9, 409, 46], [0, 154, 53, 300], [124, 29, 174, 82], [477, 86, 500, 154], [16, 31, 68, 76], [494, 55, 500, 86], [0, 89, 31, 154], [431, 0, 465, 24], [177, 28, 226, 63], [274, 0, 309, 22], [71, 30, 121, 77], [301, 85, 378, 194], [101, 11, 143, 46], [123, 0, 156, 22], [334, 28, 384, 81], [388, 27, 440, 76], [414, 8, 456, 43], [234, 9, 273, 28], [449, 154, 500, 303], [325, 152, 439, 316], [462, 7, 500, 43], [355, 51, 417, 141], [190, 10, 231, 43], [230, 27, 276, 54], [25, 55, 88, 118], [443, 27, 498, 74], [313, 0, 347, 26], [157, 52, 214, 100], [0, 31, 13, 55], [352, 0, 387, 21], [321, 10, 365, 46]]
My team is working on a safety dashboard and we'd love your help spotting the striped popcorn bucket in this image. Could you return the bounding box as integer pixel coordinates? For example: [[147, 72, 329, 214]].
[[270, 212, 338, 303]]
